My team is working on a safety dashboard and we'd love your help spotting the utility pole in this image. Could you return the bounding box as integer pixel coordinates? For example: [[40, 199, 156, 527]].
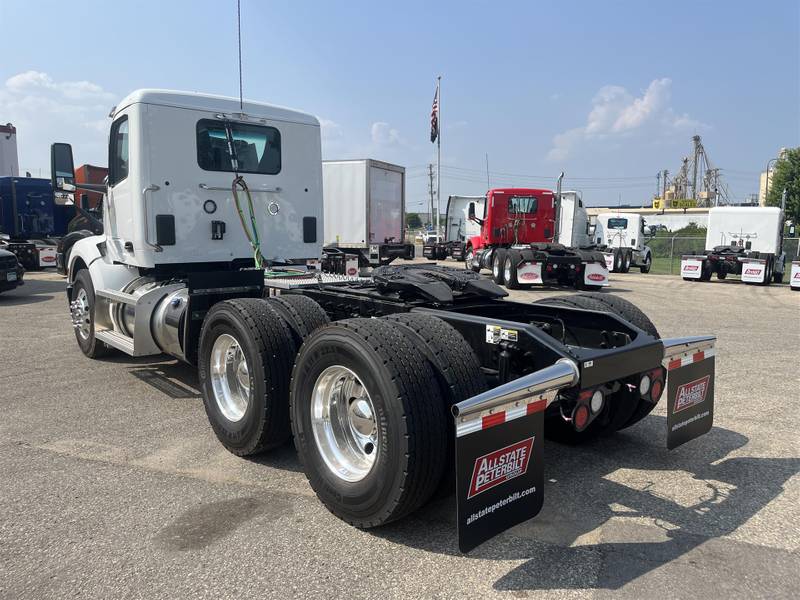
[[662, 169, 669, 199], [485, 153, 490, 189], [427, 163, 435, 227], [691, 135, 702, 200]]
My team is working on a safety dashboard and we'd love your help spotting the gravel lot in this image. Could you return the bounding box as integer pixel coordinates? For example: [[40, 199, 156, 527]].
[[1, 268, 798, 599]]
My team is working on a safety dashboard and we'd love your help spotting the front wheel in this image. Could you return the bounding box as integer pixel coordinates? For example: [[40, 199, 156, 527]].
[[640, 254, 651, 273], [465, 246, 480, 272], [70, 269, 111, 358]]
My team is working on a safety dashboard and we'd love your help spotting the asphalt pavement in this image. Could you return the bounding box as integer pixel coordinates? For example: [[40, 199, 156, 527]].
[[1, 268, 798, 599]]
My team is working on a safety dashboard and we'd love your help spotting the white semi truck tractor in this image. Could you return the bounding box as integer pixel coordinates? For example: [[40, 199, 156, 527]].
[[596, 212, 653, 273], [680, 206, 786, 285], [52, 89, 720, 552]]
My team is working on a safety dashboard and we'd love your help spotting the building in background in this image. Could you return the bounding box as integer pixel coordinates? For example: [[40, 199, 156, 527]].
[[0, 123, 19, 177], [759, 147, 788, 206], [74, 164, 107, 209]]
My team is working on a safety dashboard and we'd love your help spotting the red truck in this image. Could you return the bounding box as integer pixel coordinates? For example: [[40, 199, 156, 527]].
[[465, 187, 608, 290]]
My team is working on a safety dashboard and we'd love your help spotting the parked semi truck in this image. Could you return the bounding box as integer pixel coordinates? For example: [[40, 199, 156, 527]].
[[0, 176, 69, 269], [596, 212, 653, 273], [422, 194, 485, 260], [680, 206, 786, 284], [53, 89, 718, 552], [465, 187, 609, 290], [322, 159, 413, 272]]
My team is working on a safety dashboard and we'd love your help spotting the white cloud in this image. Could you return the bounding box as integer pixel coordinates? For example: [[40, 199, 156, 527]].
[[370, 121, 401, 146], [319, 118, 343, 142], [0, 71, 116, 174], [548, 78, 704, 161]]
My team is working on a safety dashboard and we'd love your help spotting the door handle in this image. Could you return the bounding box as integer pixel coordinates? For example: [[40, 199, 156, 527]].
[[199, 183, 282, 193], [142, 184, 162, 252]]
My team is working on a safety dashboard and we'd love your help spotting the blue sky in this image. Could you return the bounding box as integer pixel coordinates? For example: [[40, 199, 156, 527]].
[[1, 0, 798, 210]]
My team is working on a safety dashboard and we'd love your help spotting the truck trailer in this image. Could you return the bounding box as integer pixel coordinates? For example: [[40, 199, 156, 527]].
[[322, 159, 414, 272], [53, 89, 718, 552], [465, 187, 609, 290], [680, 206, 786, 284], [596, 212, 653, 273]]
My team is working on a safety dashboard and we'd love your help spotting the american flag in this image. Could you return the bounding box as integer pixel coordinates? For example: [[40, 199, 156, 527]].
[[430, 84, 439, 143]]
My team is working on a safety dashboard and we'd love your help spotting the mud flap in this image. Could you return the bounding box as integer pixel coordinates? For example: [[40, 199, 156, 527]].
[[663, 339, 716, 450], [455, 402, 545, 552], [451, 359, 579, 552]]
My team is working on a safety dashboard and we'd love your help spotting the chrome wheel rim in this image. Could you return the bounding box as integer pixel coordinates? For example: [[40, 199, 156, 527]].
[[465, 249, 474, 267], [72, 288, 91, 340], [504, 257, 512, 282], [311, 366, 377, 482], [210, 334, 251, 422], [493, 256, 501, 278]]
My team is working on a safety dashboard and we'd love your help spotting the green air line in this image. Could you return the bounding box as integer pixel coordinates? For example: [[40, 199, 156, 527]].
[[232, 175, 265, 269]]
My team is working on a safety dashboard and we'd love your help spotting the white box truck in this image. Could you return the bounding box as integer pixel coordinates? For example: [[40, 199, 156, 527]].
[[322, 159, 413, 270], [680, 206, 786, 284], [596, 212, 653, 274]]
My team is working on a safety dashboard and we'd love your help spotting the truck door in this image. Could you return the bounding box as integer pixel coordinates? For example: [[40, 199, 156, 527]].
[[106, 114, 134, 258]]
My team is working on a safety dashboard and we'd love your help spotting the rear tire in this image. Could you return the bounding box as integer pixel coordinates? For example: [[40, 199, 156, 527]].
[[290, 318, 448, 527], [492, 248, 507, 285], [264, 294, 329, 345], [504, 250, 522, 289], [613, 249, 624, 272], [622, 251, 632, 273], [71, 269, 112, 358], [198, 299, 297, 456], [717, 271, 727, 280], [535, 293, 660, 435]]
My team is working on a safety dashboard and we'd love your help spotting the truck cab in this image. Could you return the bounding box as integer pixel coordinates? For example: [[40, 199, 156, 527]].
[[468, 188, 556, 252], [596, 212, 653, 273]]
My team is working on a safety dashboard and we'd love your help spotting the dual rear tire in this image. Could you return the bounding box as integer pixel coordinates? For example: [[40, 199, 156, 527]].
[[199, 298, 483, 527]]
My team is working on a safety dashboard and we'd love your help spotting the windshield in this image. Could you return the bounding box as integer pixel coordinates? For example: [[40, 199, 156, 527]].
[[607, 217, 628, 229], [508, 196, 538, 214]]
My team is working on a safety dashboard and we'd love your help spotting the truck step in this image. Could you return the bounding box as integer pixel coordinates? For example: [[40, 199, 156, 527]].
[[96, 288, 138, 305], [95, 329, 136, 355]]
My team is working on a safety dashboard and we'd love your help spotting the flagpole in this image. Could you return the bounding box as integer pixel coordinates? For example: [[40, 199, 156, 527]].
[[436, 75, 441, 242]]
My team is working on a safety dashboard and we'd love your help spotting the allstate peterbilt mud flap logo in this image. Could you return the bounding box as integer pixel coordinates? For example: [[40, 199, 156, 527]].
[[455, 401, 545, 552], [681, 258, 703, 278], [665, 348, 715, 450], [468, 437, 533, 498]]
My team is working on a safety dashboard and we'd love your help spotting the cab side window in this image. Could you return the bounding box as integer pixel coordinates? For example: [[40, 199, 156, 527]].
[[109, 116, 129, 186]]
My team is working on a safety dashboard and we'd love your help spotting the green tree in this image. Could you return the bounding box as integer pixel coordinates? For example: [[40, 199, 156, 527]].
[[766, 147, 800, 223], [405, 212, 422, 229]]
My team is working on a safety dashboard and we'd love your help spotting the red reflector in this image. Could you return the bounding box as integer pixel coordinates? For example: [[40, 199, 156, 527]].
[[667, 358, 682, 371], [481, 412, 505, 429], [527, 399, 547, 414], [650, 379, 663, 403], [546, 264, 553, 272], [573, 405, 589, 430]]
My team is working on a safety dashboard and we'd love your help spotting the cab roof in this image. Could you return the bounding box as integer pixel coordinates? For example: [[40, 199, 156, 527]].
[[113, 89, 320, 127]]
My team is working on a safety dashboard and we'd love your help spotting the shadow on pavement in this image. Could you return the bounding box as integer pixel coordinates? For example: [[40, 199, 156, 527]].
[[0, 277, 66, 306], [370, 416, 799, 593]]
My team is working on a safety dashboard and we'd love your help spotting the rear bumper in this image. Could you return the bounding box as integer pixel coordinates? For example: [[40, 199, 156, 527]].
[[0, 267, 24, 291]]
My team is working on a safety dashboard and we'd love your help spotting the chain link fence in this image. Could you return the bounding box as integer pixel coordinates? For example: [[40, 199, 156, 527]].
[[648, 236, 800, 275]]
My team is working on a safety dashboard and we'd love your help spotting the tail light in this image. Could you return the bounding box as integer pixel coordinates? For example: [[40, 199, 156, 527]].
[[572, 404, 590, 431], [546, 264, 554, 273]]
